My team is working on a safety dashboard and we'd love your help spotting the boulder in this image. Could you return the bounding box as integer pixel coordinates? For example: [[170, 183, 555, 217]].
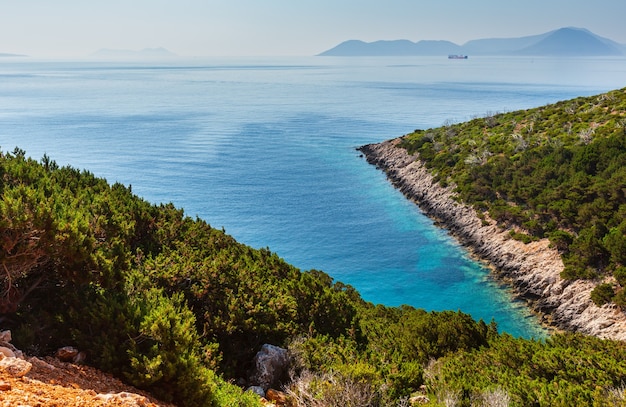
[[55, 346, 79, 362], [266, 388, 291, 406], [73, 351, 87, 364], [95, 392, 150, 407], [246, 386, 266, 398], [0, 346, 16, 358], [0, 357, 32, 377], [0, 330, 23, 359], [28, 356, 56, 370], [249, 344, 290, 391], [0, 331, 11, 343]]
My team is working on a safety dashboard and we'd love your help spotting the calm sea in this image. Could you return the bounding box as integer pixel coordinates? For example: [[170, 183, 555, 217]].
[[1, 56, 625, 338]]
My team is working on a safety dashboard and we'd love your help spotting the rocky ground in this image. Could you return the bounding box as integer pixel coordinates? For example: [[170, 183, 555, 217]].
[[359, 138, 626, 340], [0, 332, 288, 407], [0, 354, 176, 407], [0, 328, 174, 407]]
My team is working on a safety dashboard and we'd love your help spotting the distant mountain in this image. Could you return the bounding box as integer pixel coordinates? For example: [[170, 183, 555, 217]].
[[462, 32, 550, 55], [319, 27, 626, 57], [319, 39, 462, 56], [516, 27, 624, 56], [91, 47, 177, 59]]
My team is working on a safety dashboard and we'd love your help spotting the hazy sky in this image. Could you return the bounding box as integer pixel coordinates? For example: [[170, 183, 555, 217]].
[[3, 0, 626, 57]]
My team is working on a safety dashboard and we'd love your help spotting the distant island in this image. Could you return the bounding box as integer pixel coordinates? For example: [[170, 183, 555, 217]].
[[319, 27, 626, 57], [0, 52, 26, 57]]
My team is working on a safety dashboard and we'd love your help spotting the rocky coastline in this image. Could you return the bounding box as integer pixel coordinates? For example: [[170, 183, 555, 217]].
[[359, 137, 626, 340]]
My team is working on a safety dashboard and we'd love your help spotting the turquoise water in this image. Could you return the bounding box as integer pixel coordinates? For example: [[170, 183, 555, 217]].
[[1, 56, 624, 338]]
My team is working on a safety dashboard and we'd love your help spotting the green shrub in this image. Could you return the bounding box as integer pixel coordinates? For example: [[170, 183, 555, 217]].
[[591, 283, 616, 306], [213, 381, 263, 407], [509, 230, 536, 244], [561, 257, 598, 280], [614, 266, 626, 287], [548, 230, 574, 252], [426, 333, 626, 406]]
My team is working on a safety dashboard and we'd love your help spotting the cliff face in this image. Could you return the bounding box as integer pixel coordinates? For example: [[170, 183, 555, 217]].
[[359, 138, 626, 340]]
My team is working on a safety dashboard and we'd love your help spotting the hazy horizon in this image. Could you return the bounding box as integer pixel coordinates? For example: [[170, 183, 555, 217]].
[[2, 0, 626, 58]]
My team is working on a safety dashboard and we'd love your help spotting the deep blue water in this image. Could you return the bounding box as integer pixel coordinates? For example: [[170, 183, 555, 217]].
[[1, 56, 625, 338]]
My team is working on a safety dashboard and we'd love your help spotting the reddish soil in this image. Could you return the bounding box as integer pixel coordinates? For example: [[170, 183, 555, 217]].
[[0, 355, 176, 407]]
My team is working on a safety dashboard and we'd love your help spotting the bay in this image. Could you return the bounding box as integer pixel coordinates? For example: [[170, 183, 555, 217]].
[[1, 55, 624, 338]]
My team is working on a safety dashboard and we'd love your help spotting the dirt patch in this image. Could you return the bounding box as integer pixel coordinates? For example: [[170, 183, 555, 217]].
[[0, 355, 176, 407]]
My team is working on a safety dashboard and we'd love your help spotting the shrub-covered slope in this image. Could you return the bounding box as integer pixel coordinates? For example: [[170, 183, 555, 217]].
[[2, 139, 626, 406], [399, 88, 626, 305], [0, 147, 369, 405]]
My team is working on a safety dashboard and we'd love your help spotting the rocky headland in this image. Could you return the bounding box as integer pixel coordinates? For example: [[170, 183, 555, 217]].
[[359, 137, 626, 340]]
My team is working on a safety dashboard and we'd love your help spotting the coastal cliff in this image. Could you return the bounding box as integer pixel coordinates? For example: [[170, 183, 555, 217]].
[[359, 137, 626, 340]]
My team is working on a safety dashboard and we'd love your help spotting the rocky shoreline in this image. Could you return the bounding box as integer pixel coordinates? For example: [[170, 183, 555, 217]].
[[359, 138, 626, 340]]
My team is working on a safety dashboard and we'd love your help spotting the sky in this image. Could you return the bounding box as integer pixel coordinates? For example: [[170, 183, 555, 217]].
[[2, 0, 626, 58]]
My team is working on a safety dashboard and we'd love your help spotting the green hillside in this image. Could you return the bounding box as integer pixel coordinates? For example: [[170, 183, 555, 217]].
[[400, 88, 626, 305], [2, 86, 626, 407]]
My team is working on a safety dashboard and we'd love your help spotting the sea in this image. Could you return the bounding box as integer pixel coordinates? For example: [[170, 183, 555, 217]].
[[1, 55, 625, 338]]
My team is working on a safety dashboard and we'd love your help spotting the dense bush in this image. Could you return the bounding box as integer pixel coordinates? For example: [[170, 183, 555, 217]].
[[427, 333, 626, 406], [590, 283, 615, 306], [287, 305, 495, 403], [0, 148, 358, 405]]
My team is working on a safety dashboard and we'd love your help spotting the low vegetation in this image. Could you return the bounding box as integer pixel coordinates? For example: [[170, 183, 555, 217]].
[[400, 88, 626, 306], [1, 88, 626, 406]]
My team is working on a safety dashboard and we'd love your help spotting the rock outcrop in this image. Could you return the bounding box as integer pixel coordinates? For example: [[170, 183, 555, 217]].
[[0, 355, 32, 378], [359, 138, 626, 340], [249, 344, 290, 391], [55, 345, 86, 364]]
